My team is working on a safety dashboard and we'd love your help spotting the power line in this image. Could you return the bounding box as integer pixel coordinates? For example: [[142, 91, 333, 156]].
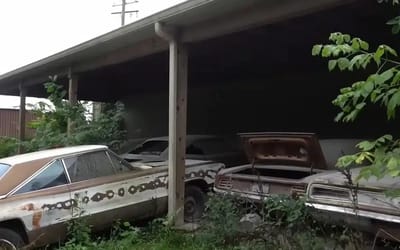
[[111, 0, 139, 26]]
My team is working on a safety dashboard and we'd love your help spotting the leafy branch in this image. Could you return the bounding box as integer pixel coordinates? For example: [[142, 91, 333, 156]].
[[312, 0, 400, 194]]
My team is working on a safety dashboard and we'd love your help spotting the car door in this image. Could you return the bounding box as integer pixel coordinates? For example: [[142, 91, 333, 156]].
[[64, 149, 161, 230], [8, 159, 72, 246]]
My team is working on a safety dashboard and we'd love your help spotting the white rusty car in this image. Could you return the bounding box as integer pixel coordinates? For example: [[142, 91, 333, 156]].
[[305, 167, 400, 239], [0, 145, 223, 249]]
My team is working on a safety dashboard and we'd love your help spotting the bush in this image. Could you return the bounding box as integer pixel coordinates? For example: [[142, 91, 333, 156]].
[[0, 137, 18, 158]]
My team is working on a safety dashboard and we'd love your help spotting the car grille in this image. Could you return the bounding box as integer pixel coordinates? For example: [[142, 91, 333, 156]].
[[217, 176, 233, 189], [291, 185, 306, 199], [310, 185, 350, 200]]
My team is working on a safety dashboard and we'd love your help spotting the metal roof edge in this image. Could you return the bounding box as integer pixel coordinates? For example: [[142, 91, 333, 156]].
[[0, 0, 214, 81]]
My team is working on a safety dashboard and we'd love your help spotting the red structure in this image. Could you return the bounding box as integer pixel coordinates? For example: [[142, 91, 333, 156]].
[[0, 109, 35, 138]]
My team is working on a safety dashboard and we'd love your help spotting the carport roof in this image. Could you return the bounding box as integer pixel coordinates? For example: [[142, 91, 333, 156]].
[[0, 0, 352, 96]]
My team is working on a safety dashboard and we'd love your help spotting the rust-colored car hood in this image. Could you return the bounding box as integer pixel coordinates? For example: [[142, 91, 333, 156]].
[[239, 132, 328, 169]]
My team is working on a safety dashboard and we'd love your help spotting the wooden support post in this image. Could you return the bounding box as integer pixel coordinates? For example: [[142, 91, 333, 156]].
[[167, 41, 188, 226], [18, 83, 26, 154], [68, 72, 78, 137], [155, 22, 188, 226]]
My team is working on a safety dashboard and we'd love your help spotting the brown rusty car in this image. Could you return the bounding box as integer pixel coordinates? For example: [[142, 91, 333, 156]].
[[214, 132, 360, 200], [0, 145, 223, 249]]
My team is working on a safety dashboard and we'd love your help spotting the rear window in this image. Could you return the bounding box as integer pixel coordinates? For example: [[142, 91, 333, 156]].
[[130, 140, 168, 155], [0, 163, 10, 178]]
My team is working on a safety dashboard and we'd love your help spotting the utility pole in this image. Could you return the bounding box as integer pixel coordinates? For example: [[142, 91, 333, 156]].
[[112, 0, 139, 26]]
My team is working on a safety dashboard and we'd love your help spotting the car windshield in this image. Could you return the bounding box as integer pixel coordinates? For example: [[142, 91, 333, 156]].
[[0, 163, 10, 178], [130, 140, 168, 155]]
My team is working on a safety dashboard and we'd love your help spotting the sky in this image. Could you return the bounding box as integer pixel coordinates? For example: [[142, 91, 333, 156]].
[[0, 0, 186, 109]]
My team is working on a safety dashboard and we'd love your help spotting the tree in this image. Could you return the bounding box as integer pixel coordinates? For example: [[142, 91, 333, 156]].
[[25, 79, 126, 152], [312, 0, 400, 189]]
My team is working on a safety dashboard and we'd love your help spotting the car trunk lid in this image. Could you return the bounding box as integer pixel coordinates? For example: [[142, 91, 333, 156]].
[[239, 132, 328, 169]]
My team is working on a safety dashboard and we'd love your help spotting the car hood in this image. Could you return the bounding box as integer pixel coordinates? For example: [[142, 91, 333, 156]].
[[131, 159, 216, 168], [120, 153, 164, 162], [307, 167, 400, 190], [239, 132, 327, 169]]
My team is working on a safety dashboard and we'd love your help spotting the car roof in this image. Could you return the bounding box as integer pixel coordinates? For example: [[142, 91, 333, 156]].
[[0, 145, 108, 197], [144, 135, 219, 144], [0, 145, 107, 166]]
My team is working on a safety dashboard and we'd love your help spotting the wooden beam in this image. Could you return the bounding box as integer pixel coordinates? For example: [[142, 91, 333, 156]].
[[18, 83, 26, 153]]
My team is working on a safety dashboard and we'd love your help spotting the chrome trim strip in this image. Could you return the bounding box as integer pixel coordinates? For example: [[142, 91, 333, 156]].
[[306, 202, 400, 223], [213, 187, 265, 201], [105, 151, 117, 174], [61, 158, 72, 184]]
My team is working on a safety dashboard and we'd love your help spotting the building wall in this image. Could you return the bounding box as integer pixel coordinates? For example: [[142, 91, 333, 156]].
[[122, 73, 397, 140], [0, 109, 36, 138]]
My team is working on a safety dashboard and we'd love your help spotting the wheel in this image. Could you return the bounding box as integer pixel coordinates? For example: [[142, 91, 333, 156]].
[[0, 228, 24, 250], [184, 185, 207, 222]]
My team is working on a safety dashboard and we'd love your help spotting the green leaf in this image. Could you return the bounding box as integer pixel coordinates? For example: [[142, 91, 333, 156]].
[[392, 25, 400, 34], [374, 46, 385, 65], [376, 69, 394, 86], [392, 70, 400, 85], [328, 60, 337, 71], [351, 38, 360, 50], [387, 90, 400, 119], [360, 41, 369, 51], [387, 16, 400, 25], [338, 58, 350, 71], [334, 112, 344, 122], [312, 45, 322, 56], [384, 45, 398, 57], [357, 140, 375, 151], [387, 157, 398, 170], [322, 45, 333, 57], [355, 102, 366, 110]]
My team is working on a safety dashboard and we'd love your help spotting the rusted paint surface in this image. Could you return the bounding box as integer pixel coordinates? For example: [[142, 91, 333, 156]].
[[0, 146, 222, 248], [21, 203, 43, 229]]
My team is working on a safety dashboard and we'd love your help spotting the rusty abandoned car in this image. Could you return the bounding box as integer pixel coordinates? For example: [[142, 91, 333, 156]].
[[213, 132, 360, 201], [305, 167, 400, 239], [0, 145, 223, 249]]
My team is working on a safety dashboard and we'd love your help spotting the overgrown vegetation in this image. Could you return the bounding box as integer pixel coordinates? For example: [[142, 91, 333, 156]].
[[53, 194, 373, 250], [0, 136, 18, 158], [0, 79, 126, 158], [312, 1, 400, 187]]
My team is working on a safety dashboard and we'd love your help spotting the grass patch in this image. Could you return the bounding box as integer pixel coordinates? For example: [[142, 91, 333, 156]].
[[54, 194, 381, 250]]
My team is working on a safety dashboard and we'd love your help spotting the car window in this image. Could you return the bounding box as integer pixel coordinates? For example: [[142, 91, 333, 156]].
[[15, 160, 68, 194], [107, 151, 136, 173], [64, 151, 115, 182], [129, 140, 168, 155], [0, 163, 10, 178]]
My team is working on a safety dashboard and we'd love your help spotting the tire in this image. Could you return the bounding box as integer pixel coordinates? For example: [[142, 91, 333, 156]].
[[0, 228, 24, 250], [184, 185, 207, 222]]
